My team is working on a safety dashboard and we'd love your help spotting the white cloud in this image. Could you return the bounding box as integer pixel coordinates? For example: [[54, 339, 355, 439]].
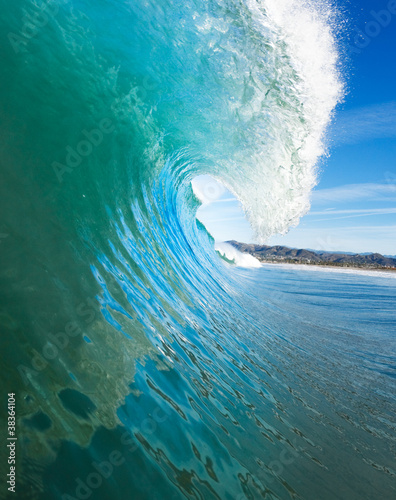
[[331, 225, 396, 233], [211, 198, 237, 204], [310, 208, 396, 215], [308, 207, 396, 221], [330, 101, 396, 146], [312, 183, 396, 204], [269, 225, 396, 255]]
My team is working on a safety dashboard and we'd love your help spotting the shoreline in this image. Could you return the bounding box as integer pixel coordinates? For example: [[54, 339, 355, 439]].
[[258, 260, 396, 272], [259, 261, 396, 277], [227, 241, 396, 272]]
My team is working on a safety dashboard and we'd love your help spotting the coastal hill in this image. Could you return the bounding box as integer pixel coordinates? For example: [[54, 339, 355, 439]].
[[227, 241, 396, 270]]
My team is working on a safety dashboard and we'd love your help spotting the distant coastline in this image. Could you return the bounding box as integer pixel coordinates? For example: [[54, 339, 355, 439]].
[[227, 241, 396, 272]]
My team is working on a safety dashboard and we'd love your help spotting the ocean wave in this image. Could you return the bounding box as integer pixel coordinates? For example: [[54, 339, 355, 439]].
[[4, 2, 388, 500]]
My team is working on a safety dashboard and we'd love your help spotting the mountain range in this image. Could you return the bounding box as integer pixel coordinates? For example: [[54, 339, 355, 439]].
[[227, 241, 396, 270]]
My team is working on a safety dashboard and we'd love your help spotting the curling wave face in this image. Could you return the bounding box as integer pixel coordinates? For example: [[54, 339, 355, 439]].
[[3, 2, 396, 500]]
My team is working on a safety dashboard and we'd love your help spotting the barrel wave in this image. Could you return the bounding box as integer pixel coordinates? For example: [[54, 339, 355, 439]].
[[1, 1, 396, 499]]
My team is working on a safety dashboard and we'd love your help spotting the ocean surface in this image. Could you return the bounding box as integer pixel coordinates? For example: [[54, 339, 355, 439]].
[[0, 0, 395, 499]]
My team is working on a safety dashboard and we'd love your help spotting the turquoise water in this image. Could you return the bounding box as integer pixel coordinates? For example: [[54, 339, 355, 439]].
[[9, 264, 396, 499], [0, 0, 395, 499]]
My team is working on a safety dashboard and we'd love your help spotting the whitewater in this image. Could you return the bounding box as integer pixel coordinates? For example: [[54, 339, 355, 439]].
[[0, 1, 395, 499]]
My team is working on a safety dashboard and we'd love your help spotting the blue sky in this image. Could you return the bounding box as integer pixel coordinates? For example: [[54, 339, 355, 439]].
[[195, 0, 396, 255]]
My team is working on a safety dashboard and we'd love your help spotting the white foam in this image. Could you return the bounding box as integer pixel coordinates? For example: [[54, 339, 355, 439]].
[[218, 0, 344, 241], [215, 242, 262, 268]]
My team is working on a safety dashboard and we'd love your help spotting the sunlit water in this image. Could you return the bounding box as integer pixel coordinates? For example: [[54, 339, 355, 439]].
[[8, 262, 396, 500]]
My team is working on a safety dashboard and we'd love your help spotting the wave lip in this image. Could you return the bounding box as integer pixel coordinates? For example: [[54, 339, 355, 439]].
[[212, 0, 344, 241], [0, 0, 346, 497]]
